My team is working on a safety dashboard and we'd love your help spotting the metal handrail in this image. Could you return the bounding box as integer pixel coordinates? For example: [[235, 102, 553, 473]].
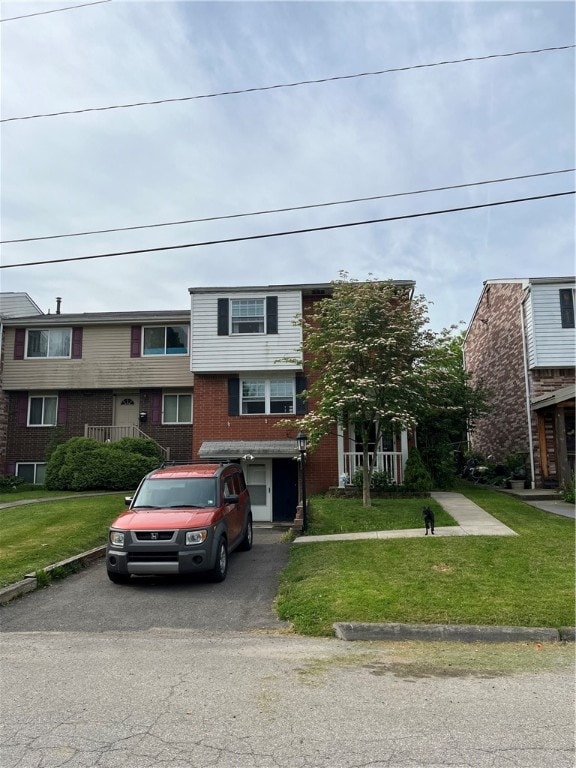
[[84, 424, 170, 460]]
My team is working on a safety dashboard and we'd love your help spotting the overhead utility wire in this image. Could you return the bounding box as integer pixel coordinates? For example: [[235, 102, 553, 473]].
[[0, 0, 111, 23], [1, 191, 572, 270], [2, 168, 572, 245], [2, 44, 573, 123]]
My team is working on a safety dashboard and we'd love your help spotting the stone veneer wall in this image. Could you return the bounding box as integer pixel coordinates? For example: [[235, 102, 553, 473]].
[[463, 282, 529, 463]]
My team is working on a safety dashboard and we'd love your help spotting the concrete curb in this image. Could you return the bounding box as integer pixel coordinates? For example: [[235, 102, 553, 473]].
[[333, 621, 574, 643], [0, 546, 106, 605]]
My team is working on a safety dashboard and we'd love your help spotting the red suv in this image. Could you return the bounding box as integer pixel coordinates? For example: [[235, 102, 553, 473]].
[[106, 462, 252, 584]]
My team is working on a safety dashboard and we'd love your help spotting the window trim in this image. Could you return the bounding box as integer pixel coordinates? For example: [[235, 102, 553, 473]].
[[559, 288, 576, 329], [240, 378, 296, 415], [27, 394, 58, 427], [162, 392, 193, 424], [142, 325, 189, 356], [230, 298, 266, 335], [25, 328, 72, 359], [16, 462, 47, 485]]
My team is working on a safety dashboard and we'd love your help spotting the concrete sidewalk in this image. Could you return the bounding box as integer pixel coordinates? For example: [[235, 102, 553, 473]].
[[293, 491, 517, 544]]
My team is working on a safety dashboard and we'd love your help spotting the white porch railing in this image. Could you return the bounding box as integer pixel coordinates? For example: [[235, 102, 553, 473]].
[[84, 424, 170, 461], [343, 451, 404, 484]]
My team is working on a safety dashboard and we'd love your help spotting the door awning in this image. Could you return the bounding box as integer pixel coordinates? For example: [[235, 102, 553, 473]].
[[198, 440, 298, 459], [531, 383, 576, 411]]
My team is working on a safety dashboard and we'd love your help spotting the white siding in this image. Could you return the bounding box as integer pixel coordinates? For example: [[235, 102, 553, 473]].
[[191, 291, 303, 372], [526, 282, 576, 368], [2, 326, 194, 389]]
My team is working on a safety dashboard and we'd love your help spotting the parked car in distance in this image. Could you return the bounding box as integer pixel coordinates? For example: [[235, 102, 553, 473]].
[[106, 462, 252, 584]]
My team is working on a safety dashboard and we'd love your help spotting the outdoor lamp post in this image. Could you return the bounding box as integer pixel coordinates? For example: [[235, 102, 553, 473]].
[[296, 432, 308, 532]]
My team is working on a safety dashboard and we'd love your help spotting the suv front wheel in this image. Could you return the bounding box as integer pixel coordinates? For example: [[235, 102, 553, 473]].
[[209, 538, 228, 582]]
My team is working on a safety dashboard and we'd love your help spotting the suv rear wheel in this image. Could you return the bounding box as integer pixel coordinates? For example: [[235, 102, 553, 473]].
[[209, 538, 228, 582], [237, 514, 253, 551]]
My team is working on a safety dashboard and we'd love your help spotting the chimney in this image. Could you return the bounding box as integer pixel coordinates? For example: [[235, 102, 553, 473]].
[[56, 297, 62, 315]]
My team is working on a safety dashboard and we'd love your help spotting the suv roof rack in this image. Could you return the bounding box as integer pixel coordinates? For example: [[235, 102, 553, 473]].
[[159, 459, 234, 469]]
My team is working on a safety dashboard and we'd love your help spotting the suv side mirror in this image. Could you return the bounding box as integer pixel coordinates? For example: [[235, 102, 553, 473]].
[[224, 493, 239, 503], [124, 496, 133, 505]]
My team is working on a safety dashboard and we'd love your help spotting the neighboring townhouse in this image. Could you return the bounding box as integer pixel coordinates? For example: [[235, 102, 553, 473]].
[[0, 292, 44, 470], [463, 277, 575, 488], [1, 308, 194, 483], [189, 283, 412, 523]]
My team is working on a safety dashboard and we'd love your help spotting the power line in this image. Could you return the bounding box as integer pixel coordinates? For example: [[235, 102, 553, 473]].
[[1, 191, 572, 270], [2, 44, 573, 123], [0, 0, 111, 23], [2, 168, 573, 245]]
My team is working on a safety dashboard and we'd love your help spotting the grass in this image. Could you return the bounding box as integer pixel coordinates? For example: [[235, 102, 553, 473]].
[[0, 489, 81, 504], [0, 494, 126, 587], [276, 484, 575, 635], [308, 495, 455, 534]]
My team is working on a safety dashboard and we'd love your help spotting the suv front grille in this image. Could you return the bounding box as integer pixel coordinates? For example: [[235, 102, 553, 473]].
[[135, 531, 174, 541]]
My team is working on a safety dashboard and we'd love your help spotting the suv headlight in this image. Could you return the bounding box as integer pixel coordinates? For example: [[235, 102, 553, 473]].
[[186, 530, 207, 545], [109, 531, 125, 547]]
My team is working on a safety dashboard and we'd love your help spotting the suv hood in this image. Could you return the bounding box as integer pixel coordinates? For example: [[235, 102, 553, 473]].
[[112, 507, 219, 530]]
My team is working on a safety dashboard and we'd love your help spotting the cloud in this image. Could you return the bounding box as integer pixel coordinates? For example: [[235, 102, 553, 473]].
[[1, 1, 574, 326]]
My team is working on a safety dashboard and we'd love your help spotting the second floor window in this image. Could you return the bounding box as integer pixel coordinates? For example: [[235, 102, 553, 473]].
[[241, 379, 295, 414], [560, 289, 575, 328], [231, 299, 265, 334], [28, 395, 58, 426], [26, 329, 71, 358], [143, 326, 188, 355]]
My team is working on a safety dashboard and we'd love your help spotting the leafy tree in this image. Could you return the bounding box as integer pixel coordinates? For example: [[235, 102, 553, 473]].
[[416, 331, 491, 488], [285, 273, 460, 506]]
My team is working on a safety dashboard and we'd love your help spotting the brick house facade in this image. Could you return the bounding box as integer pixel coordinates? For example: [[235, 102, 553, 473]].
[[1, 310, 194, 482], [190, 283, 412, 522], [463, 278, 575, 487]]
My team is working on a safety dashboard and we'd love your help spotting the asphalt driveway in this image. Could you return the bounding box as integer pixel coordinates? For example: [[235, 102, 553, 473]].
[[0, 527, 291, 633]]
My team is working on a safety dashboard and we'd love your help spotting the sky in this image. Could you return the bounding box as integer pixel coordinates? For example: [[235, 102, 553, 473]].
[[1, 0, 574, 331]]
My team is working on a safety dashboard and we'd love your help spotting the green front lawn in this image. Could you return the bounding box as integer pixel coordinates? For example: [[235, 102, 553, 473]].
[[277, 486, 575, 635], [0, 494, 126, 587], [308, 495, 455, 534]]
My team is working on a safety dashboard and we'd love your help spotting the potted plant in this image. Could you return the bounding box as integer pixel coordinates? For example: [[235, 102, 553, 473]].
[[506, 452, 528, 490]]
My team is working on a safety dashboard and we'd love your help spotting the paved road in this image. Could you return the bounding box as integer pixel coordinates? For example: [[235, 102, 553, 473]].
[[0, 527, 291, 633], [1, 631, 574, 768]]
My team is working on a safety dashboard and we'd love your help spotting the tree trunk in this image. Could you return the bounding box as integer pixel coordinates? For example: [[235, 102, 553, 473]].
[[362, 443, 372, 507]]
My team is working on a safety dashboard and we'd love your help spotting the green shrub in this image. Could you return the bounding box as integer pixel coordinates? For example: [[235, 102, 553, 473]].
[[352, 468, 396, 491], [403, 446, 433, 492], [561, 474, 575, 504], [0, 474, 26, 491], [114, 437, 163, 460], [45, 437, 159, 491]]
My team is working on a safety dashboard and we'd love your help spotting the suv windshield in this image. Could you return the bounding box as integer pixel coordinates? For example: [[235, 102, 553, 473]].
[[133, 478, 217, 509]]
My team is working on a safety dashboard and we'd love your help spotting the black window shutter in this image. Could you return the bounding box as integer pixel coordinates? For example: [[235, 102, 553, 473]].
[[57, 393, 68, 425], [266, 296, 278, 334], [228, 377, 240, 416], [14, 328, 26, 360], [71, 327, 83, 359], [218, 299, 229, 336], [559, 289, 575, 328], [17, 393, 28, 426], [130, 326, 142, 357], [295, 375, 308, 414], [150, 392, 162, 424]]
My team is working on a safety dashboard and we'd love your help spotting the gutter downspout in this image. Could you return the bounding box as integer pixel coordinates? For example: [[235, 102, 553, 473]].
[[520, 295, 536, 489]]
